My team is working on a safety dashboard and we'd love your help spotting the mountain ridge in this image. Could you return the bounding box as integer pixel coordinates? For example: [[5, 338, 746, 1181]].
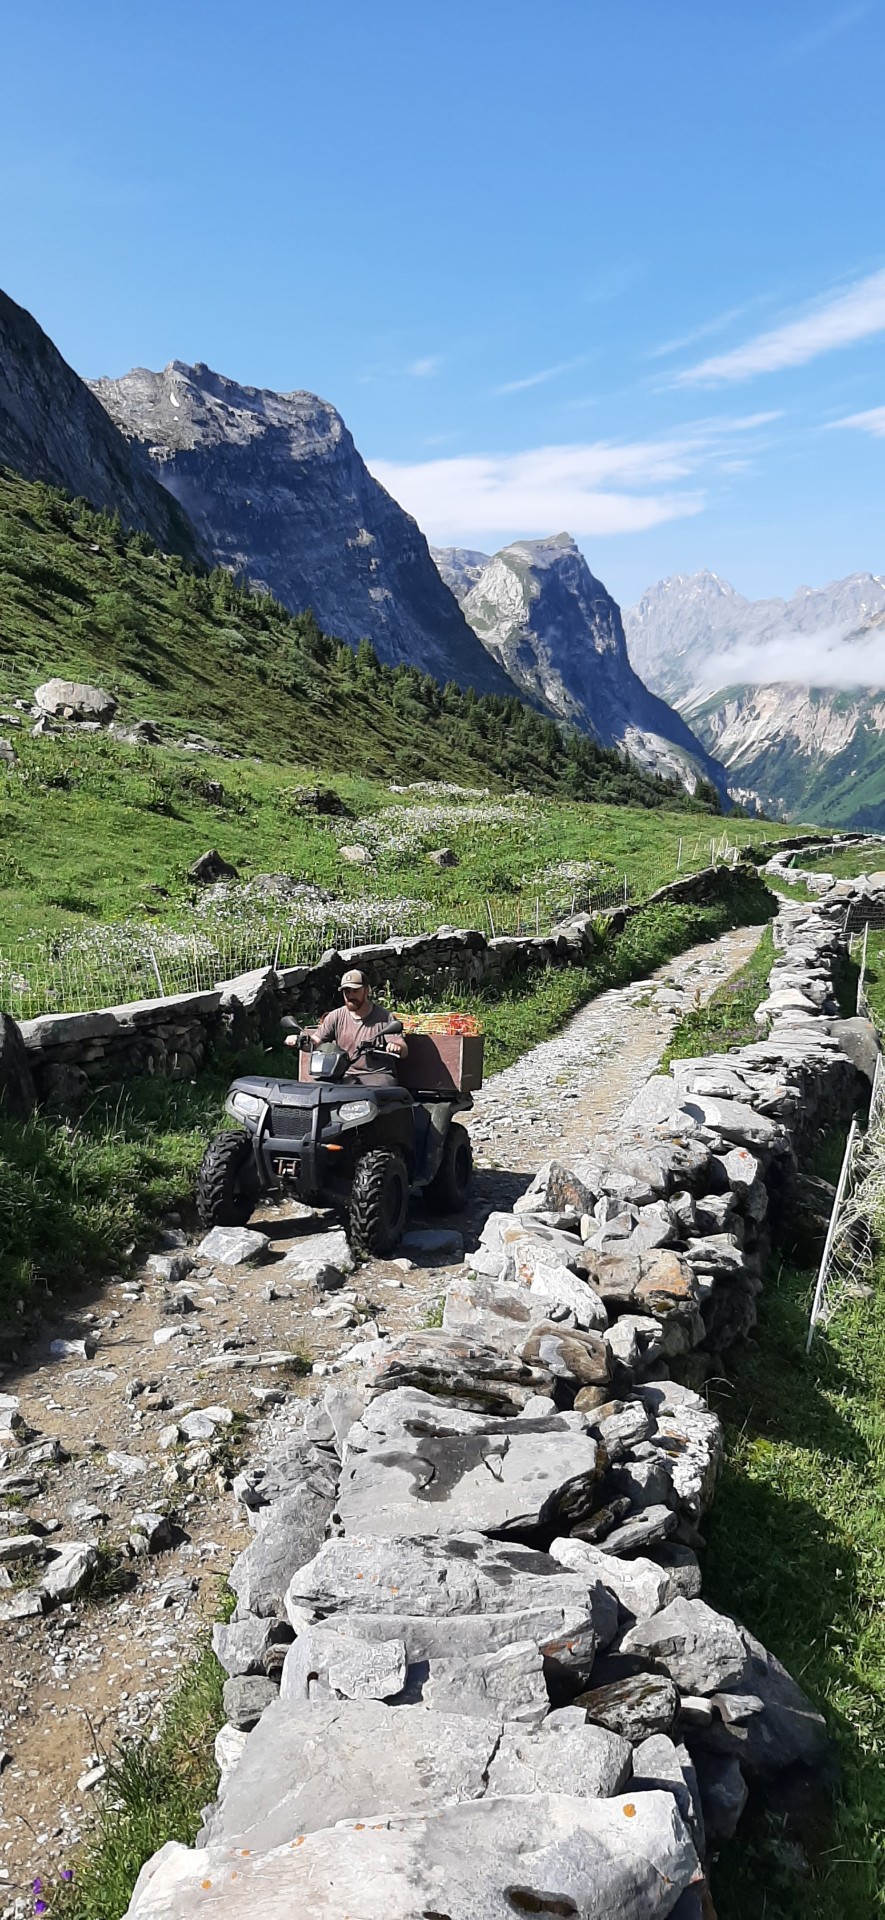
[[89, 360, 518, 699], [434, 534, 729, 800]]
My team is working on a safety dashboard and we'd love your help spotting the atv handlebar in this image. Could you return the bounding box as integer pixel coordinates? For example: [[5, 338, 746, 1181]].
[[292, 1017, 404, 1058]]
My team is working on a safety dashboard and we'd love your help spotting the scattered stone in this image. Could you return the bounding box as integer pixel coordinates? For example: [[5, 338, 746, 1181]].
[[180, 1406, 234, 1442], [76, 1763, 108, 1793], [197, 1226, 269, 1267], [129, 1511, 173, 1556], [41, 1540, 97, 1603], [278, 1227, 355, 1282], [34, 678, 117, 721], [106, 1451, 148, 1478], [49, 1336, 97, 1360], [188, 849, 239, 884]]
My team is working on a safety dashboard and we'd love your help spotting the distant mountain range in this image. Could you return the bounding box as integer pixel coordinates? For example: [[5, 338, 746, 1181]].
[[624, 571, 885, 826], [433, 537, 727, 798]]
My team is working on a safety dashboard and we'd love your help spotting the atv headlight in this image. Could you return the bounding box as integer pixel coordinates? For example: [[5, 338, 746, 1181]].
[[336, 1099, 378, 1129], [228, 1090, 263, 1121]]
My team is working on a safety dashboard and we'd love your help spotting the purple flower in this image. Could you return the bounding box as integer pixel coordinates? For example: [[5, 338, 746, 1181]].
[[32, 1883, 42, 1896], [35, 1904, 47, 1916], [61, 1870, 73, 1882]]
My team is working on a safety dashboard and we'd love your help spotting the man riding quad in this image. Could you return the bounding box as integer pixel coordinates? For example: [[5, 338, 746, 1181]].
[[287, 967, 408, 1085], [196, 967, 474, 1256]]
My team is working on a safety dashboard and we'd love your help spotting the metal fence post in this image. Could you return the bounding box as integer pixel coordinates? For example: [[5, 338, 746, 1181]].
[[806, 1116, 860, 1351]]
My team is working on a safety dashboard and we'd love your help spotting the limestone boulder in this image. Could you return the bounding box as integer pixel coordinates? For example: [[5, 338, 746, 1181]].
[[285, 1531, 605, 1663], [442, 1272, 566, 1350], [34, 678, 117, 721], [362, 1331, 553, 1411], [620, 1598, 748, 1695], [280, 1624, 407, 1705], [639, 1381, 723, 1522], [124, 1790, 701, 1920], [336, 1387, 601, 1539]]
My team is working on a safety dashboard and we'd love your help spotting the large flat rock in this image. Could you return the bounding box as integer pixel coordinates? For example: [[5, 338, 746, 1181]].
[[126, 1790, 701, 1920], [337, 1387, 600, 1539], [202, 1696, 503, 1850], [285, 1531, 604, 1662]]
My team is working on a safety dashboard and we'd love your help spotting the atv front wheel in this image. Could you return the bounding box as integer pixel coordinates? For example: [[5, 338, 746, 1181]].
[[349, 1149, 409, 1259], [424, 1120, 474, 1213], [197, 1129, 259, 1228]]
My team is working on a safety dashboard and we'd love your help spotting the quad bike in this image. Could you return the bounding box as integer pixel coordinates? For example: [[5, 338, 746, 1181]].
[[196, 1019, 474, 1258]]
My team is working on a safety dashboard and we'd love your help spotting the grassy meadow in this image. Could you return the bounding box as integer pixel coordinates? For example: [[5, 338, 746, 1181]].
[[666, 914, 885, 1917]]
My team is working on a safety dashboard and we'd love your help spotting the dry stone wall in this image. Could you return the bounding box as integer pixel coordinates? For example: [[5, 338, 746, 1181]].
[[18, 864, 739, 1106], [123, 891, 877, 1919]]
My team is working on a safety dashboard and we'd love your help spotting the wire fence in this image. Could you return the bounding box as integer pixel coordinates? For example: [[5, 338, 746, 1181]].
[[807, 924, 884, 1348], [0, 823, 767, 1021]]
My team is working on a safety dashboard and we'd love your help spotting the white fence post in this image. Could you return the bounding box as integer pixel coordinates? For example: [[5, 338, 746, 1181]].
[[806, 1117, 860, 1351]]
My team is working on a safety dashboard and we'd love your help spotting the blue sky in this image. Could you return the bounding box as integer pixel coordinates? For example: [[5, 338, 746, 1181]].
[[3, 0, 885, 607]]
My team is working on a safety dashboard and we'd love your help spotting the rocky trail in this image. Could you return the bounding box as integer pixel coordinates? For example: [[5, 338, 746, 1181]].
[[0, 922, 760, 1911]]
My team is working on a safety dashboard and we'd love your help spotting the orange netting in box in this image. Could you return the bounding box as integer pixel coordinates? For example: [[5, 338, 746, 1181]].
[[397, 1011, 484, 1037]]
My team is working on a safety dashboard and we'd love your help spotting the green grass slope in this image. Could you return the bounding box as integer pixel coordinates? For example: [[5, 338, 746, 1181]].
[[0, 466, 720, 806]]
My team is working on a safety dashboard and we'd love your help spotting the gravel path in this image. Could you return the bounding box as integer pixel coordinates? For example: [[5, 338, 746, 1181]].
[[461, 922, 762, 1219], [0, 920, 762, 1906]]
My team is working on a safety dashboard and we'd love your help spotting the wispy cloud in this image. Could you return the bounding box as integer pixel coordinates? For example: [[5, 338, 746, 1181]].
[[408, 356, 443, 378], [775, 3, 872, 63], [676, 267, 885, 385], [829, 403, 885, 437], [494, 355, 589, 396], [650, 303, 757, 360], [702, 625, 885, 690], [369, 416, 771, 542]]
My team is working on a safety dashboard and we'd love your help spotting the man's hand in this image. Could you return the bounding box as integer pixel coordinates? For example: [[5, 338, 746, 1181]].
[[386, 1035, 407, 1056], [284, 1034, 299, 1049]]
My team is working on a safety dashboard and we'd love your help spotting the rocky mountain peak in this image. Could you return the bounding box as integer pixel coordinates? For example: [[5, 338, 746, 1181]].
[[433, 535, 728, 798], [90, 363, 516, 696], [430, 546, 491, 603]]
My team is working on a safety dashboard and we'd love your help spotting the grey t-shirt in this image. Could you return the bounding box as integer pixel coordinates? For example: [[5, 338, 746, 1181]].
[[314, 1000, 405, 1070]]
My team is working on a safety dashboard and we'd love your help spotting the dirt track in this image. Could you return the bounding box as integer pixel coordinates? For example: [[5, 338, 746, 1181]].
[[0, 921, 760, 1905]]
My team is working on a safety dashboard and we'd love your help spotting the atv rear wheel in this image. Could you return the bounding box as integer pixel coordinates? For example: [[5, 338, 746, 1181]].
[[424, 1120, 474, 1213], [196, 1129, 259, 1228], [349, 1149, 409, 1259]]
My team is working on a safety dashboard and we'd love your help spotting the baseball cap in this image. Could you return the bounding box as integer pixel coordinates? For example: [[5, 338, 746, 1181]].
[[341, 969, 369, 989]]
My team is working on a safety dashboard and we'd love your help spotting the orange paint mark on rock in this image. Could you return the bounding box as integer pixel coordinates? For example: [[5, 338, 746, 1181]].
[[622, 1803, 637, 1818]]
